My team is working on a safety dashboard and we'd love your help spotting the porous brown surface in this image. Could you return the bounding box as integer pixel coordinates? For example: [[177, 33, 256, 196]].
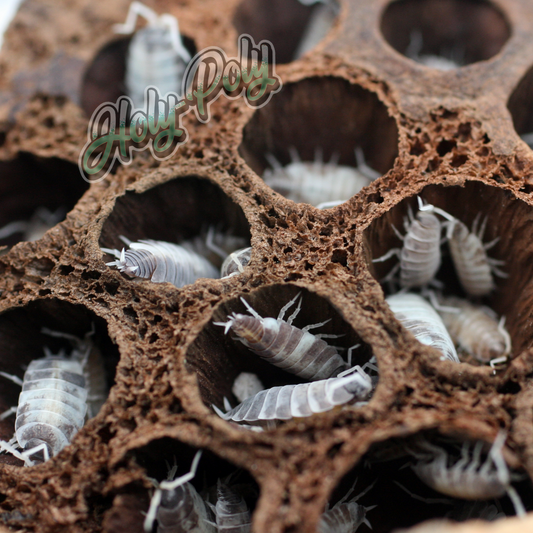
[[0, 0, 533, 532]]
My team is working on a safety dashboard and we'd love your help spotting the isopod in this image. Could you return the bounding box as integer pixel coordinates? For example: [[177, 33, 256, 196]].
[[208, 479, 251, 533], [114, 1, 192, 111], [386, 293, 459, 363], [318, 480, 375, 533], [405, 30, 462, 70], [232, 372, 264, 403], [407, 432, 526, 517], [0, 207, 65, 243], [0, 350, 88, 466], [373, 199, 452, 289], [262, 146, 380, 208], [220, 247, 252, 278], [446, 214, 507, 296], [103, 237, 220, 288], [430, 295, 511, 366], [214, 293, 350, 381], [212, 365, 372, 427], [144, 451, 216, 533]]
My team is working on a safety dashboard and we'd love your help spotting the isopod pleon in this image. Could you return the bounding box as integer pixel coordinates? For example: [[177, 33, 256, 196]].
[[430, 295, 511, 367], [407, 432, 526, 517], [232, 372, 264, 403], [262, 147, 380, 208], [103, 237, 220, 288], [214, 293, 350, 381], [212, 366, 372, 427], [386, 293, 459, 363], [208, 479, 251, 533], [114, 1, 192, 111], [445, 214, 507, 297]]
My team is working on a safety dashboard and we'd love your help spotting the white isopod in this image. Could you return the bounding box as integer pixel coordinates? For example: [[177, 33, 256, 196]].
[[208, 480, 251, 533], [103, 237, 220, 288], [215, 293, 350, 381], [262, 147, 380, 208], [0, 352, 88, 466], [386, 293, 459, 363], [114, 1, 192, 111], [405, 30, 462, 71], [144, 451, 216, 533], [430, 295, 511, 367], [407, 432, 526, 517], [213, 366, 372, 427], [220, 247, 252, 278], [445, 214, 507, 297], [232, 372, 264, 403], [0, 207, 65, 243]]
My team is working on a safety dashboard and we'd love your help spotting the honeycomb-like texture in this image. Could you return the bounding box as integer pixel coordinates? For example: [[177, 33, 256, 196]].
[[1, 0, 533, 532]]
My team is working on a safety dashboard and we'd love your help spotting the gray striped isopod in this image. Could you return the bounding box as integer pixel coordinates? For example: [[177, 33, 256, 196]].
[[103, 237, 220, 288], [212, 365, 372, 427], [214, 293, 351, 381], [208, 480, 251, 533], [114, 1, 192, 111]]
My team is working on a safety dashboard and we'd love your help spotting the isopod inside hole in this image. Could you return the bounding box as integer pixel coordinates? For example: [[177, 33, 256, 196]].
[[0, 299, 120, 466], [185, 283, 376, 421]]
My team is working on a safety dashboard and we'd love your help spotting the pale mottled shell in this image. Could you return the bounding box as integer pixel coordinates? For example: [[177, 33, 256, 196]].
[[15, 357, 88, 459], [226, 314, 347, 381], [126, 26, 187, 110], [448, 219, 496, 296], [399, 211, 442, 288], [157, 482, 215, 533], [217, 369, 372, 426], [318, 501, 367, 533], [214, 481, 251, 533], [232, 372, 264, 403], [386, 293, 459, 363], [436, 296, 509, 362], [107, 239, 219, 288]]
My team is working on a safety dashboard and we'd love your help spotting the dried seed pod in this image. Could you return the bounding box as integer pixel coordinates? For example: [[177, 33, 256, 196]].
[[215, 293, 349, 380], [262, 147, 380, 208], [432, 295, 511, 365], [114, 1, 192, 110], [220, 247, 252, 278], [386, 293, 459, 363], [213, 366, 372, 427], [446, 215, 507, 296], [407, 432, 526, 517], [232, 372, 264, 403], [211, 480, 251, 533], [103, 238, 220, 288]]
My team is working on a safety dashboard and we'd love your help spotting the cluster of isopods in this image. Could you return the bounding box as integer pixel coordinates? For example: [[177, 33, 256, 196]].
[[374, 197, 511, 368]]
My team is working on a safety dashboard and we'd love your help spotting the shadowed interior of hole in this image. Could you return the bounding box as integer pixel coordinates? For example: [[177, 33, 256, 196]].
[[233, 0, 323, 64], [0, 154, 89, 246], [363, 182, 533, 356], [507, 66, 533, 138], [132, 438, 259, 522], [239, 77, 399, 187], [0, 299, 120, 462], [99, 176, 251, 268], [80, 34, 197, 118], [380, 0, 510, 66], [185, 283, 373, 411]]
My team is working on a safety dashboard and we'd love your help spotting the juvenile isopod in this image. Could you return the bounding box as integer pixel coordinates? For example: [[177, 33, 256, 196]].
[[262, 147, 380, 208], [407, 432, 526, 517], [144, 451, 216, 533], [114, 1, 192, 111], [386, 293, 459, 363], [103, 237, 220, 288], [214, 293, 350, 381], [208, 479, 251, 533], [212, 366, 372, 427], [430, 295, 511, 367], [445, 214, 507, 297], [232, 372, 264, 403], [0, 351, 88, 465]]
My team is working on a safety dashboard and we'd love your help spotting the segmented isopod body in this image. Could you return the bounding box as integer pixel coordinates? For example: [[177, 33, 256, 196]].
[[211, 480, 251, 533], [446, 215, 506, 296], [220, 247, 252, 278], [213, 366, 372, 427], [373, 200, 447, 289], [232, 372, 264, 403], [114, 1, 192, 110], [408, 432, 526, 517], [215, 294, 348, 380], [433, 295, 511, 365], [262, 147, 380, 208], [386, 293, 459, 363], [103, 238, 220, 288]]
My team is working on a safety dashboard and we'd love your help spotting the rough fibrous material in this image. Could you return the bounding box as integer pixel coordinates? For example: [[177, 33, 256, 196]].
[[1, 0, 533, 532]]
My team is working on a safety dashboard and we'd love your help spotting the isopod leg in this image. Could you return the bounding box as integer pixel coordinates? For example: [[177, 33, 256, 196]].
[[0, 371, 23, 387], [113, 1, 159, 34], [0, 439, 30, 465], [279, 292, 302, 323], [0, 406, 16, 420]]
